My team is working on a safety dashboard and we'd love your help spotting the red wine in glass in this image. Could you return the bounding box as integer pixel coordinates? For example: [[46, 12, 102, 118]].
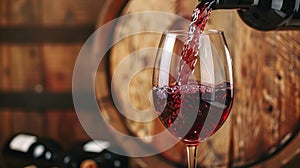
[[153, 82, 233, 146]]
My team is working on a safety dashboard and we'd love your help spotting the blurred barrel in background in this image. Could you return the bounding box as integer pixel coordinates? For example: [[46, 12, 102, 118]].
[[95, 0, 300, 167]]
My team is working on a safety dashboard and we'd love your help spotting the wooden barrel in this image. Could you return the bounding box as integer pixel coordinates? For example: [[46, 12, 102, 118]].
[[0, 0, 105, 148], [95, 0, 300, 167]]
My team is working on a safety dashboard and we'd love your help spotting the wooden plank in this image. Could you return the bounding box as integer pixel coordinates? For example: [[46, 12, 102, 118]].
[[0, 44, 10, 90], [42, 44, 80, 91], [8, 0, 40, 25], [12, 110, 46, 135], [9, 45, 44, 91], [0, 0, 8, 26], [41, 0, 103, 26]]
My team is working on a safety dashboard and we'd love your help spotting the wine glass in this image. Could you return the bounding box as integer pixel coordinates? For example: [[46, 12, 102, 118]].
[[152, 30, 234, 168]]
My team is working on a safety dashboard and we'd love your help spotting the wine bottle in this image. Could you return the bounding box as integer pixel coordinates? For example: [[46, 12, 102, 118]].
[[2, 133, 66, 168], [63, 140, 129, 168], [199, 0, 300, 30]]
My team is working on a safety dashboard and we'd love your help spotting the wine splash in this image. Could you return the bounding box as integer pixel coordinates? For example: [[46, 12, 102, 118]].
[[177, 0, 215, 85]]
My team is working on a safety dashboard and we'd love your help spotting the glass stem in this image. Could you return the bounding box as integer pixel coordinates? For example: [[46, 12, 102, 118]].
[[187, 145, 198, 168]]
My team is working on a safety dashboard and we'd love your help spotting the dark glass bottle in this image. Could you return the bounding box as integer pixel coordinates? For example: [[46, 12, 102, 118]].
[[63, 140, 129, 168], [201, 0, 300, 30], [2, 133, 65, 168]]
